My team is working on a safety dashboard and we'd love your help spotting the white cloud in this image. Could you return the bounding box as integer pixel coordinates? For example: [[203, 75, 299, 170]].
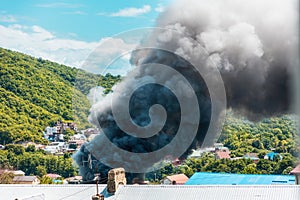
[[0, 15, 17, 23], [106, 5, 151, 17], [155, 4, 165, 12], [81, 37, 137, 74], [0, 24, 137, 75]]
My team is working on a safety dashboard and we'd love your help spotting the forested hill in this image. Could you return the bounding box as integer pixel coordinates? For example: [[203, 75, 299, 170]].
[[0, 47, 121, 144]]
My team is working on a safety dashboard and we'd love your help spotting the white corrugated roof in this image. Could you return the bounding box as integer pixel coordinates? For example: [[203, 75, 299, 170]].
[[1, 184, 300, 200], [111, 185, 300, 200], [0, 184, 106, 200]]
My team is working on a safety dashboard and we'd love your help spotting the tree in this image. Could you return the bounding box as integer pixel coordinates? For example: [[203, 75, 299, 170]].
[[36, 165, 47, 178], [40, 175, 53, 184], [5, 144, 25, 155], [26, 145, 36, 152], [256, 159, 275, 174], [242, 163, 260, 174], [0, 172, 14, 184]]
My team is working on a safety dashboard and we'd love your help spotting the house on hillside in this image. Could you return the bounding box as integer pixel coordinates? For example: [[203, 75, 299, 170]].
[[162, 174, 189, 185], [215, 151, 231, 159], [44, 142, 67, 154], [0, 169, 25, 176], [13, 176, 40, 185], [65, 176, 82, 184], [11, 170, 25, 176], [243, 153, 260, 163], [264, 152, 283, 161], [46, 173, 62, 179], [44, 121, 78, 142], [214, 143, 230, 153]]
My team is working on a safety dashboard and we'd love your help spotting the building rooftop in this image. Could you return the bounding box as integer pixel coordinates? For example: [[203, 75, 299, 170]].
[[13, 176, 38, 183], [185, 172, 295, 185], [1, 184, 300, 200], [46, 173, 62, 179], [215, 151, 231, 159], [0, 184, 104, 200], [165, 174, 189, 184], [109, 185, 300, 200]]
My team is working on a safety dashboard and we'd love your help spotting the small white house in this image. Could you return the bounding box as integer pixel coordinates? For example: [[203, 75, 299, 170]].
[[44, 142, 66, 154]]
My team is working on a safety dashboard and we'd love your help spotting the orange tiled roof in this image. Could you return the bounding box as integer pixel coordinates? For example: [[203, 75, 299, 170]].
[[166, 174, 189, 184], [216, 151, 231, 159]]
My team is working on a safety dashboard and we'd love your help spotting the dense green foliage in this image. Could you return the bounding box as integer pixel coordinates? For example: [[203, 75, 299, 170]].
[[0, 144, 77, 178], [219, 114, 299, 157], [0, 47, 120, 144], [146, 114, 300, 182]]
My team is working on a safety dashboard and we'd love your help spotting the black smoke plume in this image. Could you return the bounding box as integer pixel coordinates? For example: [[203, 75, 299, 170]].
[[74, 0, 298, 182]]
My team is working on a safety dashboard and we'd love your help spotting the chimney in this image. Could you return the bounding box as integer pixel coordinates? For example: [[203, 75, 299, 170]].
[[91, 194, 104, 200], [107, 168, 126, 193]]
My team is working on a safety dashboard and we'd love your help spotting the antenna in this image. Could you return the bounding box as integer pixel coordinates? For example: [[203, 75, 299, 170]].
[[82, 153, 98, 169]]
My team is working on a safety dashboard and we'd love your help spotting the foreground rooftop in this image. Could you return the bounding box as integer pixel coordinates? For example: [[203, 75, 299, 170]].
[[1, 184, 300, 200]]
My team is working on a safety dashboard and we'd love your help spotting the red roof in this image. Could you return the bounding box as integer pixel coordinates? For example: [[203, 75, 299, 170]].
[[290, 164, 300, 174], [166, 174, 189, 185], [46, 173, 62, 179], [216, 151, 231, 159]]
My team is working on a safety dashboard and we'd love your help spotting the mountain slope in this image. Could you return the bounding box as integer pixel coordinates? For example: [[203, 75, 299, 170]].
[[0, 47, 120, 144]]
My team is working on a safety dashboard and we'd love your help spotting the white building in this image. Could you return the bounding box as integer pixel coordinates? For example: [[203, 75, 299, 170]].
[[44, 142, 67, 154], [1, 184, 300, 200]]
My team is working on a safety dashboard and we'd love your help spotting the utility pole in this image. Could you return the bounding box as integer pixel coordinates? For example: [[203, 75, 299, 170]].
[[94, 173, 100, 195], [92, 173, 104, 200]]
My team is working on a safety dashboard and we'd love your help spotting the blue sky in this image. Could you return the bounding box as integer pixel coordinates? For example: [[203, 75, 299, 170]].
[[0, 0, 173, 74]]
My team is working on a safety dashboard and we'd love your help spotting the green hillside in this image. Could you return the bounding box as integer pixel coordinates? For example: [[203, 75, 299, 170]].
[[0, 47, 120, 144]]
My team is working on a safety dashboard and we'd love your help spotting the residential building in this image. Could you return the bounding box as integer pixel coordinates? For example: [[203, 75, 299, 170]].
[[12, 176, 40, 185], [162, 174, 189, 185], [1, 184, 300, 200], [66, 176, 83, 184], [215, 151, 231, 159], [44, 121, 78, 142], [243, 153, 260, 163], [0, 169, 25, 176], [44, 142, 67, 154], [46, 173, 62, 179], [264, 152, 283, 161]]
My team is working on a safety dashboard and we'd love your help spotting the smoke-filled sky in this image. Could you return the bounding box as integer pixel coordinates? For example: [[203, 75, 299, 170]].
[[153, 0, 298, 118], [74, 0, 298, 179]]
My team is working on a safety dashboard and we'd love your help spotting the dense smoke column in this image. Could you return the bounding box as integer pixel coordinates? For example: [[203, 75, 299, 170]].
[[98, 50, 212, 154], [153, 0, 298, 119], [74, 0, 298, 182], [74, 49, 214, 182]]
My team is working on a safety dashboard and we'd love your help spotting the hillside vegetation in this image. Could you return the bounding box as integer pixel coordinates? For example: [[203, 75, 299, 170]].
[[146, 114, 299, 181], [0, 47, 120, 144]]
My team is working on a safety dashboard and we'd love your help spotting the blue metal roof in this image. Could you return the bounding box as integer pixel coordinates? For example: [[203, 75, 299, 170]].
[[185, 172, 295, 185]]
